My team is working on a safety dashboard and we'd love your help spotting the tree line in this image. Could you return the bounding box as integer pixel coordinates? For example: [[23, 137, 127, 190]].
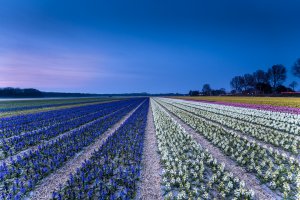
[[0, 88, 44, 98], [230, 58, 300, 94], [189, 84, 226, 96], [0, 87, 99, 98], [188, 58, 300, 96]]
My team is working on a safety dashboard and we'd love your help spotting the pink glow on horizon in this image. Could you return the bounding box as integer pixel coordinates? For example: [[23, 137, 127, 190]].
[[0, 49, 115, 90]]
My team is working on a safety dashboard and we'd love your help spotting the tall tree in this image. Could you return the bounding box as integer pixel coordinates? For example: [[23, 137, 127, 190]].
[[267, 64, 287, 89], [255, 83, 272, 94], [230, 76, 244, 92], [292, 58, 300, 79], [202, 84, 212, 96], [253, 70, 270, 94], [253, 70, 269, 84], [243, 73, 255, 90], [289, 81, 298, 91]]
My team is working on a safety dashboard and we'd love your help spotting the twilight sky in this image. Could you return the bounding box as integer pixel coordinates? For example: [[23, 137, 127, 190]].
[[0, 0, 300, 93]]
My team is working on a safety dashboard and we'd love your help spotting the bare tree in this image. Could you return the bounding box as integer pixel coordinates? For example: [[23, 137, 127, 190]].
[[267, 64, 287, 89], [243, 74, 255, 90], [252, 70, 270, 94], [230, 76, 244, 92], [202, 84, 212, 96], [253, 70, 269, 84], [289, 81, 298, 91], [292, 58, 300, 79]]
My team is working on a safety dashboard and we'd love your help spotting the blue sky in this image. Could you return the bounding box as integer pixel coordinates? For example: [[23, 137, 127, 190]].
[[0, 0, 300, 93]]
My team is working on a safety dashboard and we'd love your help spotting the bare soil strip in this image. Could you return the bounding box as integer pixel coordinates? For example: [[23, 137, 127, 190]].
[[0, 104, 132, 166], [167, 102, 300, 162], [29, 100, 146, 200], [136, 100, 163, 200], [155, 100, 280, 200]]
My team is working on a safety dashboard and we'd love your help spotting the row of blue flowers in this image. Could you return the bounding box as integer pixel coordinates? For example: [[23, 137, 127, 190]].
[[0, 100, 105, 129], [0, 100, 132, 138], [53, 99, 148, 200], [1, 100, 133, 159], [0, 98, 145, 200]]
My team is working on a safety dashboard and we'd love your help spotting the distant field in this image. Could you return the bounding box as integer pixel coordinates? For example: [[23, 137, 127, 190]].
[[0, 97, 117, 110], [0, 97, 122, 117], [174, 96, 300, 108]]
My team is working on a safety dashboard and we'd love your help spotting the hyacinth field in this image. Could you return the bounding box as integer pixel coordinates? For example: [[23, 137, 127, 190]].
[[176, 96, 300, 114], [0, 97, 299, 200]]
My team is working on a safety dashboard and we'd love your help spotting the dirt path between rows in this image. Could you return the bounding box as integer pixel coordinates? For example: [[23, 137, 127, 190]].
[[1, 105, 132, 166], [135, 100, 163, 200], [164, 101, 300, 162], [28, 100, 145, 200], [155, 99, 280, 200]]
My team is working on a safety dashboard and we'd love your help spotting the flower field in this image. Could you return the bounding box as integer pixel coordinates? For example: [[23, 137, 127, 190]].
[[0, 98, 146, 199], [175, 96, 300, 114], [1, 97, 299, 199], [151, 100, 253, 199], [53, 99, 149, 199], [0, 98, 118, 113], [154, 97, 300, 199]]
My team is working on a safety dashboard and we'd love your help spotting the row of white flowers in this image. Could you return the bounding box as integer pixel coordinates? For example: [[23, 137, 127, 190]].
[[155, 98, 300, 199], [160, 98, 300, 154], [151, 99, 254, 200], [170, 98, 300, 132]]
